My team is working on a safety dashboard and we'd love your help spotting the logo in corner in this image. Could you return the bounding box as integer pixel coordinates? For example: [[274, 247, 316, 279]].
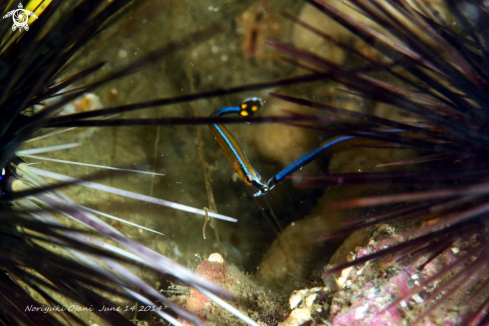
[[3, 3, 38, 32]]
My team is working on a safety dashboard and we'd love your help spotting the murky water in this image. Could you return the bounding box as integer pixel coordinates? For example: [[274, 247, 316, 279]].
[[23, 0, 306, 275], [19, 1, 422, 324]]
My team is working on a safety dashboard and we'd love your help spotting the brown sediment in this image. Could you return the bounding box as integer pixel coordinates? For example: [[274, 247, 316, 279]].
[[173, 253, 285, 326]]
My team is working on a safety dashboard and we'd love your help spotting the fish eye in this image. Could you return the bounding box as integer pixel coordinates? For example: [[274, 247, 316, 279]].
[[240, 97, 264, 117]]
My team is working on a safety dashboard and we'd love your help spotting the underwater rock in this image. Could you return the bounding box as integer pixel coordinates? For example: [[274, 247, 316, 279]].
[[257, 145, 416, 287], [277, 285, 336, 326], [61, 93, 102, 115], [256, 187, 358, 287], [254, 98, 321, 169], [270, 221, 478, 325], [330, 273, 408, 326], [323, 223, 481, 325], [255, 0, 419, 289], [292, 3, 352, 66], [293, 0, 449, 67], [329, 229, 371, 266], [278, 308, 311, 326]]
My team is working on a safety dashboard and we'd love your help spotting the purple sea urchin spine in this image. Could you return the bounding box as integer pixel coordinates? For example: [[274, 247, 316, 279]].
[[255, 0, 489, 324]]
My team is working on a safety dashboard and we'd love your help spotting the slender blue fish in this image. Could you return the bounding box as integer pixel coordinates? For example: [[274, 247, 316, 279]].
[[266, 129, 404, 191], [209, 97, 269, 196], [210, 98, 405, 196]]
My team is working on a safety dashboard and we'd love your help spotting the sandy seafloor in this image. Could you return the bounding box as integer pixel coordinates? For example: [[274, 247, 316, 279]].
[[19, 0, 428, 325]]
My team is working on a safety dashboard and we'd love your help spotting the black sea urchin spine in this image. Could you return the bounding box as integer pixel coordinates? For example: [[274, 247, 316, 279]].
[[263, 0, 489, 324]]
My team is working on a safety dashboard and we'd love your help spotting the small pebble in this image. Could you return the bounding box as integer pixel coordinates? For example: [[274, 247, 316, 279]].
[[278, 308, 311, 326], [208, 253, 224, 264], [305, 293, 317, 307]]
